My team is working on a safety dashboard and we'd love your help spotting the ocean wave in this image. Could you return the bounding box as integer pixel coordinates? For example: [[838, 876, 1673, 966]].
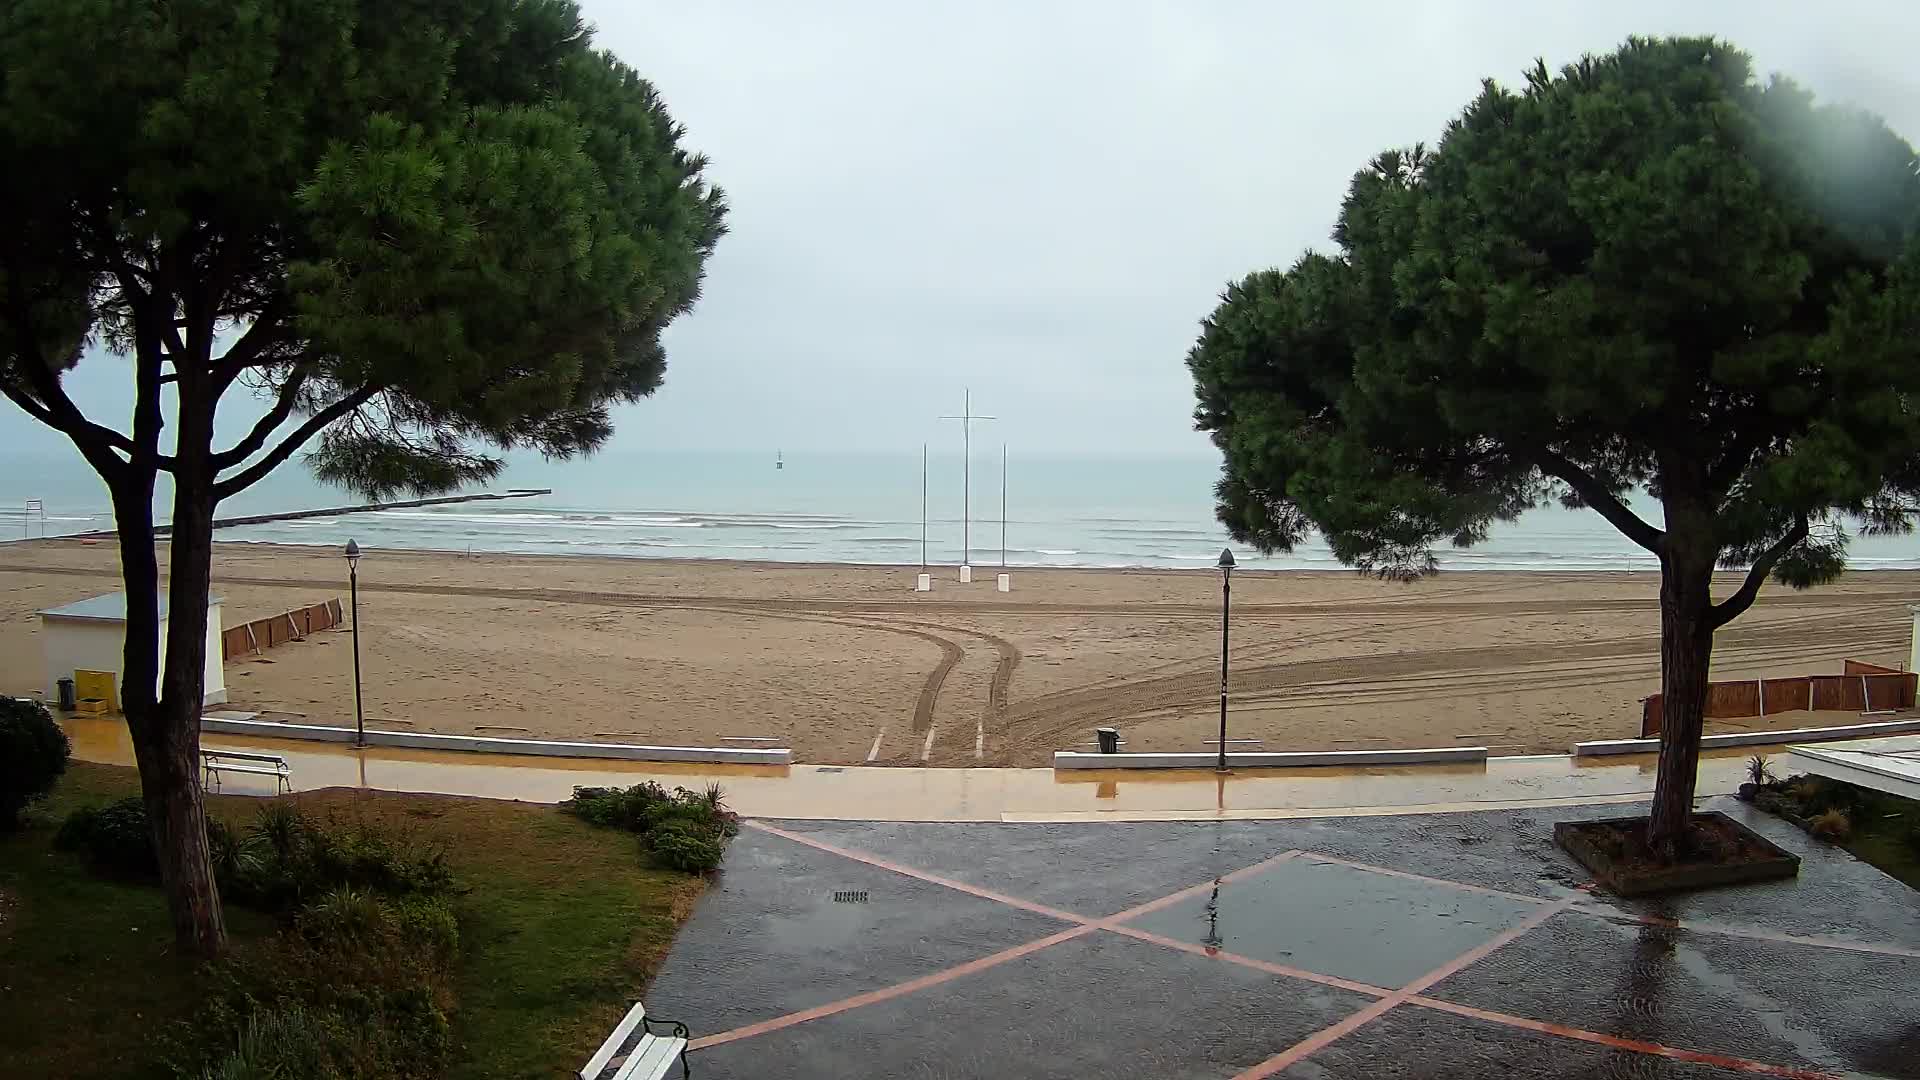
[[373, 510, 568, 524]]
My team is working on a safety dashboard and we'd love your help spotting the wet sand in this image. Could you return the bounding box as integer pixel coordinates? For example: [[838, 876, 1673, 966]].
[[2, 539, 1913, 765]]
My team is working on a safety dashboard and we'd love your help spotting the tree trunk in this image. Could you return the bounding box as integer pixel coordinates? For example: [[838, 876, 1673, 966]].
[[1648, 530, 1717, 856], [145, 385, 228, 957], [128, 691, 225, 956]]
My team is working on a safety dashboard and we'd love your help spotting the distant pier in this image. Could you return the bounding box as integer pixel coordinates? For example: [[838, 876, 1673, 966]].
[[75, 489, 552, 538]]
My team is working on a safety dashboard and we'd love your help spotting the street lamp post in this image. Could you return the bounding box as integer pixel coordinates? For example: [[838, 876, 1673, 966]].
[[1216, 548, 1234, 773], [344, 539, 364, 748]]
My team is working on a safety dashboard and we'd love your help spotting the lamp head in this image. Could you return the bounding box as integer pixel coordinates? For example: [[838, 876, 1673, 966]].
[[1217, 547, 1235, 571], [344, 539, 361, 568]]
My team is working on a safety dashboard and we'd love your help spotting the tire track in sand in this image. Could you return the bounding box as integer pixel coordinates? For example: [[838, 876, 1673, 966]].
[[995, 608, 1895, 755], [650, 604, 965, 750], [1, 562, 998, 762]]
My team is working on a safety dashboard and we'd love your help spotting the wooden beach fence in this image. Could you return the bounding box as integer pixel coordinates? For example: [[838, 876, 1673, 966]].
[[1639, 659, 1916, 737], [221, 599, 345, 660]]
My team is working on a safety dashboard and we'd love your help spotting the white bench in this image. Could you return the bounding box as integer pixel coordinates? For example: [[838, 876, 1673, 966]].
[[201, 749, 291, 794], [580, 1000, 690, 1080]]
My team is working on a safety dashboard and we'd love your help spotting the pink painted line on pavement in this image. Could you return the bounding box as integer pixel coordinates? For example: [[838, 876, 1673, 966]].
[[716, 822, 1894, 1078], [1408, 998, 1842, 1080], [1292, 850, 1553, 906], [746, 820, 1086, 924], [1104, 924, 1393, 999], [1230, 896, 1578, 1079], [688, 924, 1095, 1051], [1574, 907, 1920, 959]]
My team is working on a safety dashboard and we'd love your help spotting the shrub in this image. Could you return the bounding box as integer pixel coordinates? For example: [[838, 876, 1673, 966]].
[[1808, 808, 1852, 842], [646, 819, 728, 874], [57, 799, 456, 915], [226, 806, 453, 912], [55, 797, 158, 877], [293, 888, 457, 968], [1745, 755, 1775, 787], [177, 887, 459, 1080], [197, 1003, 346, 1080], [388, 896, 460, 969], [0, 697, 70, 829], [207, 819, 266, 889], [565, 781, 738, 874], [301, 814, 453, 899], [562, 782, 673, 830], [297, 887, 392, 948]]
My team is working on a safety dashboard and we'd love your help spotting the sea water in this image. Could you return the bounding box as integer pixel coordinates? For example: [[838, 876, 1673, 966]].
[[2, 448, 1916, 571]]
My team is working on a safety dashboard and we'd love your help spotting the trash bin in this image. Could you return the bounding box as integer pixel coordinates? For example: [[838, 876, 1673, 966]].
[[57, 676, 76, 712], [1095, 727, 1120, 754]]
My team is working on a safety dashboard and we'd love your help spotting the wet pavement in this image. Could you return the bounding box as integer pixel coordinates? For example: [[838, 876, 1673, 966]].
[[646, 798, 1920, 1079]]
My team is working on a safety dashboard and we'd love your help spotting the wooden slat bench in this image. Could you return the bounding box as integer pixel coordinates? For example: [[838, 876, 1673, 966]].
[[200, 749, 292, 794], [580, 1000, 690, 1080]]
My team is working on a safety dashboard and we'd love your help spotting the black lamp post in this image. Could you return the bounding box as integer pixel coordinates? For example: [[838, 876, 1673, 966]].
[[1216, 547, 1235, 772], [345, 539, 364, 748]]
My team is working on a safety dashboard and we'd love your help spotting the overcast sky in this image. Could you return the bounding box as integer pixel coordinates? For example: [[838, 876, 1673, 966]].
[[13, 1, 1920, 462]]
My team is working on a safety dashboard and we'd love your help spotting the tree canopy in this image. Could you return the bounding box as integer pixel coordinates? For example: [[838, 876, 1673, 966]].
[[1187, 36, 1920, 850], [1191, 37, 1920, 593], [1, 0, 727, 497], [0, 0, 726, 954]]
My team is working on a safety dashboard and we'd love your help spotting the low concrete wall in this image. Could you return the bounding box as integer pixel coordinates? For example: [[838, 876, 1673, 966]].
[[1573, 716, 1920, 757], [1052, 746, 1489, 770], [199, 716, 792, 765]]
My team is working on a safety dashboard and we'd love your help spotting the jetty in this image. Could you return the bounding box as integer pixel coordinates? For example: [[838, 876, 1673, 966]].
[[75, 489, 552, 538]]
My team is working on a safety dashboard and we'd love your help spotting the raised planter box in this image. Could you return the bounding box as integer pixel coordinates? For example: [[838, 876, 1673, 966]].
[[1051, 746, 1489, 770], [198, 716, 792, 765], [1554, 812, 1799, 895]]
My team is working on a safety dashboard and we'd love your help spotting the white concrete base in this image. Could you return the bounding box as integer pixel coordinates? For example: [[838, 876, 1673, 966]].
[[915, 573, 932, 592], [1784, 735, 1920, 801], [1572, 716, 1920, 757], [959, 564, 973, 583], [997, 573, 1010, 592], [1053, 746, 1488, 770], [199, 716, 792, 765]]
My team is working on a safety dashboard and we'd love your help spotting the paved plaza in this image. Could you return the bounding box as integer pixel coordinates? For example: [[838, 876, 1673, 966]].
[[647, 798, 1920, 1079]]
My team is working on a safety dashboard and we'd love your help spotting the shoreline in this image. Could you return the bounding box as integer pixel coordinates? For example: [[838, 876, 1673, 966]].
[[98, 535, 1891, 581]]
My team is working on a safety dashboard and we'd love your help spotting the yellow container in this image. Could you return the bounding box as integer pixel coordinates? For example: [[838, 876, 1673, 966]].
[[73, 670, 119, 713]]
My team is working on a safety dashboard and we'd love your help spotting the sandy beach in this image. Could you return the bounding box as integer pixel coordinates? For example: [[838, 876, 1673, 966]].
[[1, 539, 1914, 766]]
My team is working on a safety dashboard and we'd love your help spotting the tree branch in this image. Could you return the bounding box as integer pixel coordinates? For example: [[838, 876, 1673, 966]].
[[212, 386, 378, 499], [0, 380, 57, 426], [1710, 515, 1810, 630], [210, 365, 311, 470], [209, 303, 288, 394], [3, 286, 139, 470], [1530, 448, 1666, 554]]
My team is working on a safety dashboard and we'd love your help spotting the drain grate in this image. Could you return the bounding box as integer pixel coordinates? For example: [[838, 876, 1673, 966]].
[[833, 890, 869, 903]]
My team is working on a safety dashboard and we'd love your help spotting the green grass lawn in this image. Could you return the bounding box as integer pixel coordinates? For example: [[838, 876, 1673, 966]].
[[0, 763, 706, 1080]]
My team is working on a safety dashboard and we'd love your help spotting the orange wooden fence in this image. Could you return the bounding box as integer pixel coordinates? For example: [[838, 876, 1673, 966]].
[[1640, 659, 1915, 737], [220, 599, 344, 660]]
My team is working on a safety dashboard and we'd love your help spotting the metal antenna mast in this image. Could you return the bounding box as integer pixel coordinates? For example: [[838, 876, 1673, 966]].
[[938, 389, 995, 566]]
